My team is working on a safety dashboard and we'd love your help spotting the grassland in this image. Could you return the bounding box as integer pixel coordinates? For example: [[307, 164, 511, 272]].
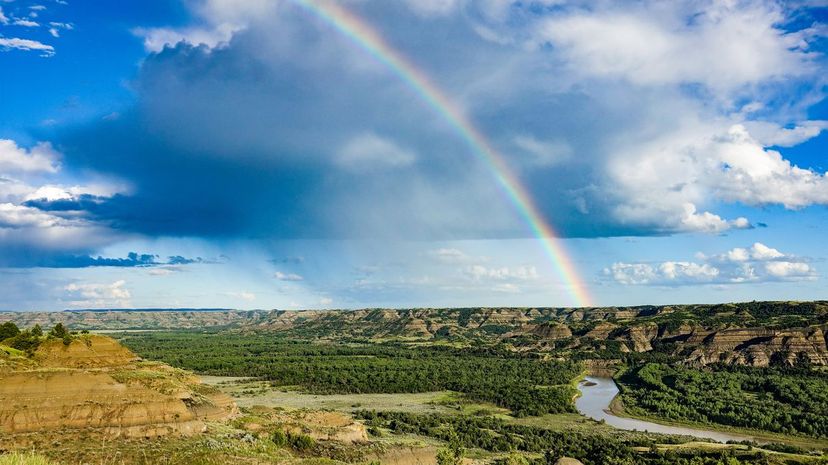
[[202, 377, 508, 415]]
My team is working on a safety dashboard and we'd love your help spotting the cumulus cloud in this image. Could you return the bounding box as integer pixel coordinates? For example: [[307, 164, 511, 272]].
[[0, 139, 128, 266], [608, 121, 828, 232], [0, 140, 59, 173], [63, 280, 132, 308], [712, 242, 786, 262], [765, 261, 814, 279], [534, 1, 813, 91], [133, 23, 239, 53], [606, 242, 815, 286]]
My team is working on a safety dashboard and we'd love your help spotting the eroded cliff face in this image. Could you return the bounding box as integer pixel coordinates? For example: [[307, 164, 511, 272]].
[[683, 325, 828, 367], [0, 335, 237, 440]]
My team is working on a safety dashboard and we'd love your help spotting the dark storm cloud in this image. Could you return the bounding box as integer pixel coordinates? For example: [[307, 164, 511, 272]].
[[47, 20, 618, 241], [0, 251, 206, 268], [43, 0, 818, 242]]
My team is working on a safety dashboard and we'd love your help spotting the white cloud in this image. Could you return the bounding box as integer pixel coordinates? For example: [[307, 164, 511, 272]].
[[133, 23, 239, 53], [534, 2, 813, 91], [748, 242, 785, 260], [765, 261, 814, 279], [336, 133, 416, 171], [0, 203, 60, 228], [0, 139, 127, 259], [607, 242, 814, 286], [147, 266, 182, 276], [608, 262, 659, 285], [0, 7, 7, 25], [464, 264, 538, 281], [0, 37, 54, 56], [63, 280, 132, 308], [712, 125, 828, 209], [274, 271, 304, 281], [608, 120, 828, 232], [742, 120, 828, 147], [13, 19, 39, 27], [319, 297, 333, 306], [608, 261, 719, 285], [724, 247, 750, 262], [0, 140, 59, 173], [47, 21, 73, 38]]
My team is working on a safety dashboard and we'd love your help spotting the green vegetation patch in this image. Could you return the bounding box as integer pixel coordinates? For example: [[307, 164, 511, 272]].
[[357, 411, 809, 465], [619, 363, 828, 439], [120, 332, 582, 417]]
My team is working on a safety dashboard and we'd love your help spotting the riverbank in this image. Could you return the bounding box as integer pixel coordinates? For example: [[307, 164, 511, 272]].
[[579, 375, 828, 451], [608, 390, 828, 451]]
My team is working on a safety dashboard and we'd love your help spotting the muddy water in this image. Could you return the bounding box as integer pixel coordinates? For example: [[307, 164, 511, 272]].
[[575, 376, 756, 443]]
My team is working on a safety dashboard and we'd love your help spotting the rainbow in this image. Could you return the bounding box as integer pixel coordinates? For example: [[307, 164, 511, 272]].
[[291, 0, 592, 307]]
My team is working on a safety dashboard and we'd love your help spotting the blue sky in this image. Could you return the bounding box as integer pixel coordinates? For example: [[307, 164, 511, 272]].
[[1, 0, 827, 310]]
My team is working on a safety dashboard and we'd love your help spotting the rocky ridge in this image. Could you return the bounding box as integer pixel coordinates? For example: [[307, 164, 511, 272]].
[[3, 301, 827, 367]]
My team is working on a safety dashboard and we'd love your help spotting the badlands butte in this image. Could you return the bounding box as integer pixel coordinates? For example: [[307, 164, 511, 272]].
[[4, 300, 828, 366], [0, 333, 236, 442]]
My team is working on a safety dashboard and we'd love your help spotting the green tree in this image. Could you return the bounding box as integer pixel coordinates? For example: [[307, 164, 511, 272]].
[[0, 322, 20, 341], [437, 429, 464, 465], [49, 323, 69, 339]]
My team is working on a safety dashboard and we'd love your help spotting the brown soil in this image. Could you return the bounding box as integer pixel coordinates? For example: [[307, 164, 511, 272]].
[[0, 335, 236, 443]]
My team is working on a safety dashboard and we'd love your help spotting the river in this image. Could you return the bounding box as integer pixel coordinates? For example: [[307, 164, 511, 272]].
[[575, 376, 757, 443]]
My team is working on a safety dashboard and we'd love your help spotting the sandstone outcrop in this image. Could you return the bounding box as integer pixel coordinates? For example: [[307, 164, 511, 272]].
[[0, 335, 236, 440], [685, 325, 828, 367]]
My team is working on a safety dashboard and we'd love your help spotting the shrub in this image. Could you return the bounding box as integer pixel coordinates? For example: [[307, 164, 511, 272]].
[[288, 432, 315, 451], [271, 430, 288, 447], [5, 330, 42, 353], [48, 323, 69, 340], [0, 322, 20, 342]]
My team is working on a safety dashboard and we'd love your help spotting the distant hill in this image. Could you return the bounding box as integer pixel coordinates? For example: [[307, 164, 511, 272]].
[[2, 301, 827, 367], [63, 308, 237, 313]]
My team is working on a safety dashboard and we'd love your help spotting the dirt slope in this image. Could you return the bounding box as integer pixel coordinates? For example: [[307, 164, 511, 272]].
[[0, 335, 236, 441]]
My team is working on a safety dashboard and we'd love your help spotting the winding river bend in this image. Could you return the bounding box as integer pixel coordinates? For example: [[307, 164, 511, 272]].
[[575, 376, 756, 443]]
